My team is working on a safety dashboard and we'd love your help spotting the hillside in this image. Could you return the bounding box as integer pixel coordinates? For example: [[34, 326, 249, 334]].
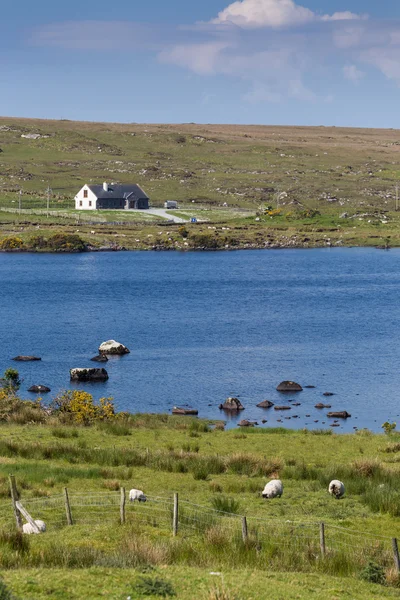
[[0, 117, 400, 250]]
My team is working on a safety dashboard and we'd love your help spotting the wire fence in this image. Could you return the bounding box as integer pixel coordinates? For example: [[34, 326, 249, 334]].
[[1, 486, 399, 574]]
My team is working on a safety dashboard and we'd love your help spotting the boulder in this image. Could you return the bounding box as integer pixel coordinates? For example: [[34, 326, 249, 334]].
[[238, 420, 258, 427], [274, 406, 291, 411], [257, 400, 274, 409], [172, 407, 198, 416], [327, 411, 351, 419], [276, 381, 303, 392], [70, 368, 108, 382], [219, 397, 245, 411], [28, 385, 50, 393], [98, 340, 130, 356], [90, 355, 108, 363], [323, 392, 335, 397], [315, 403, 331, 409], [13, 356, 41, 362]]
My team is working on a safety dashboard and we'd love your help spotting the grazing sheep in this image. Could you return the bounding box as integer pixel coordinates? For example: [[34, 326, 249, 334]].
[[129, 489, 147, 502], [22, 519, 46, 534], [262, 479, 283, 499], [329, 480, 345, 499]]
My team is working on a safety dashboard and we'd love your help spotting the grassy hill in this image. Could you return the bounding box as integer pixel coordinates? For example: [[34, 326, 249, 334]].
[[0, 117, 400, 250]]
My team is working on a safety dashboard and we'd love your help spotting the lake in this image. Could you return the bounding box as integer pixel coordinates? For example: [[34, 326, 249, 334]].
[[0, 248, 399, 432]]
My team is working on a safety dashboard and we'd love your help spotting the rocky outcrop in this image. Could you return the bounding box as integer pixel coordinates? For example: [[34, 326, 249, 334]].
[[219, 397, 245, 411], [327, 411, 351, 419], [28, 385, 51, 393], [172, 407, 198, 415], [257, 400, 274, 409], [70, 368, 109, 382], [99, 340, 130, 355], [13, 356, 41, 362], [238, 420, 258, 427], [90, 355, 108, 363], [276, 381, 303, 392]]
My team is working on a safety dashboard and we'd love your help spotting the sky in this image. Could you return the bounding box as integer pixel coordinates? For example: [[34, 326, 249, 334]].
[[2, 0, 400, 127]]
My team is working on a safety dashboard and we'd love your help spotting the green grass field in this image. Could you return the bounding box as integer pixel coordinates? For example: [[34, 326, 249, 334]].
[[1, 408, 400, 598]]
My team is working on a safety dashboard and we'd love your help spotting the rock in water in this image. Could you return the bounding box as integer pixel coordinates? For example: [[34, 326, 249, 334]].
[[70, 368, 109, 382], [90, 355, 108, 363], [238, 420, 258, 427], [327, 411, 351, 419], [28, 385, 51, 393], [172, 407, 198, 415], [219, 397, 245, 411], [257, 400, 274, 409], [98, 340, 130, 355], [276, 381, 303, 392], [13, 356, 41, 362]]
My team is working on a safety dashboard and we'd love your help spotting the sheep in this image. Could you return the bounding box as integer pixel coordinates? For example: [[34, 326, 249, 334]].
[[329, 480, 345, 499], [129, 489, 147, 503], [262, 479, 283, 499], [22, 519, 46, 534]]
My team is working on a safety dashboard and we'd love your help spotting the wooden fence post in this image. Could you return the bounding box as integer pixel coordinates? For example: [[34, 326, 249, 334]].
[[392, 538, 400, 573], [320, 522, 326, 557], [120, 487, 126, 525], [242, 516, 248, 544], [9, 475, 22, 529], [64, 487, 73, 526], [173, 493, 179, 536]]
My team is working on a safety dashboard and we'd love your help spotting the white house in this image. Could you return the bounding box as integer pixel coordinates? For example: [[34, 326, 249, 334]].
[[75, 183, 149, 210]]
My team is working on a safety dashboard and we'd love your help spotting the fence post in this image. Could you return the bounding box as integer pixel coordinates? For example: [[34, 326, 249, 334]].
[[120, 487, 126, 525], [320, 522, 326, 557], [64, 487, 73, 526], [9, 475, 22, 529], [392, 538, 400, 573], [242, 516, 248, 544], [173, 493, 179, 536]]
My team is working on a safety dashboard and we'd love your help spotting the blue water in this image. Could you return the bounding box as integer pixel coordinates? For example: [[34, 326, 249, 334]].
[[0, 248, 399, 432]]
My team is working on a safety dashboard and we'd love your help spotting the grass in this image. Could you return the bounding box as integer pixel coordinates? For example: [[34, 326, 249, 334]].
[[1, 417, 400, 595], [1, 117, 400, 250]]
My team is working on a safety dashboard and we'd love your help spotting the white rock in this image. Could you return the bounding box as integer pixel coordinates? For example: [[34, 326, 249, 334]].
[[99, 340, 130, 355]]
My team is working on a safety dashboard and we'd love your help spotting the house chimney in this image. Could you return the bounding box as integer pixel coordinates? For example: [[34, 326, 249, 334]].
[[103, 182, 108, 192]]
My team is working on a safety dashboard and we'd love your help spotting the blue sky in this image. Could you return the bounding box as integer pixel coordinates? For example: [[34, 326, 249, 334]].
[[2, 0, 400, 127]]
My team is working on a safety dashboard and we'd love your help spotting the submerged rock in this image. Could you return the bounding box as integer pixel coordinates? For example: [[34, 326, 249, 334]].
[[28, 385, 50, 393], [238, 420, 258, 427], [274, 406, 292, 411], [90, 355, 108, 363], [219, 397, 245, 411], [257, 400, 274, 409], [315, 403, 331, 409], [276, 381, 303, 392], [172, 407, 198, 416], [13, 356, 41, 362], [327, 411, 351, 419], [70, 368, 109, 382], [99, 340, 130, 355]]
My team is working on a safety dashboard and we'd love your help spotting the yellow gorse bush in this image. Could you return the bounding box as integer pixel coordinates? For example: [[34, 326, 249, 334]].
[[51, 390, 115, 425]]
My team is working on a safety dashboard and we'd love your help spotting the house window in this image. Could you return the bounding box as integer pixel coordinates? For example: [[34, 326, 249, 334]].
[[89, 201, 92, 207], [79, 201, 82, 207], [84, 190, 88, 198]]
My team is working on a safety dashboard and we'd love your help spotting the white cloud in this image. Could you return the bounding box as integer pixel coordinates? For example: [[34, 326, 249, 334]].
[[159, 42, 231, 75], [343, 64, 365, 82], [211, 0, 365, 29]]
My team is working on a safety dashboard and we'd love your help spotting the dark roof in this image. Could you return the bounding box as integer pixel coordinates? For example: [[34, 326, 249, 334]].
[[88, 184, 149, 200]]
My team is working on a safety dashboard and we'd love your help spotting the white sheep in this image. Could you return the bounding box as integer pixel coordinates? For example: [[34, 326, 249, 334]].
[[262, 479, 283, 499], [329, 480, 345, 499], [22, 519, 46, 534], [129, 489, 147, 502]]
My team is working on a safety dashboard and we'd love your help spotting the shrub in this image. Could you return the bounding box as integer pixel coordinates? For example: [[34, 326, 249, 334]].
[[46, 233, 86, 252], [382, 422, 397, 435], [1, 369, 21, 392], [0, 237, 24, 250], [134, 577, 176, 597], [50, 390, 115, 425], [178, 226, 189, 238], [360, 560, 386, 585], [28, 235, 48, 250], [189, 234, 222, 249], [210, 496, 241, 515]]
